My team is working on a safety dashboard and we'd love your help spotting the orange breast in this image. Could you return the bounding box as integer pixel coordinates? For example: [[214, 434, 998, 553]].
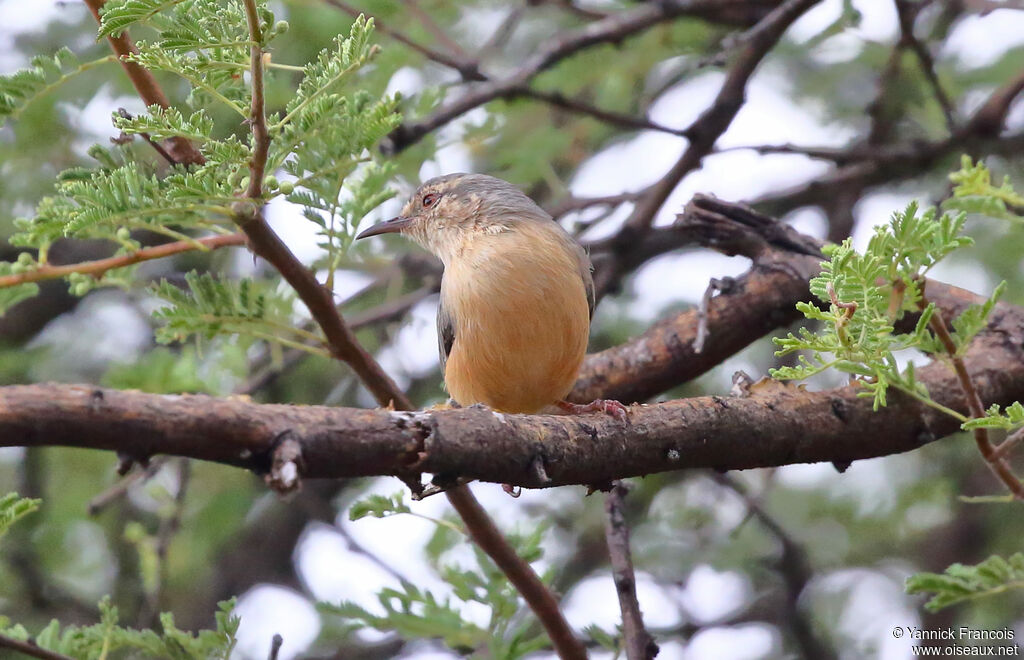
[[441, 224, 590, 414]]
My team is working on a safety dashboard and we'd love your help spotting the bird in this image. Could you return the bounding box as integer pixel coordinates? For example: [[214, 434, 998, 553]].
[[356, 173, 627, 419]]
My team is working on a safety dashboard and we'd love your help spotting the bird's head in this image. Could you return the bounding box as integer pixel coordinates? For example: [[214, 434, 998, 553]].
[[355, 173, 549, 264]]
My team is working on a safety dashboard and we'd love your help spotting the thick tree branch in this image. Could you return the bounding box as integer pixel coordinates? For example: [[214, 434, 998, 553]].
[[3, 285, 1022, 488]]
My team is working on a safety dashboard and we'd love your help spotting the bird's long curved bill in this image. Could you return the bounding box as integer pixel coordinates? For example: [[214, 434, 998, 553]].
[[355, 216, 411, 240]]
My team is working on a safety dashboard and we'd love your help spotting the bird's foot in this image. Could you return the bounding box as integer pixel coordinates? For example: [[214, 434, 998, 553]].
[[556, 399, 629, 422]]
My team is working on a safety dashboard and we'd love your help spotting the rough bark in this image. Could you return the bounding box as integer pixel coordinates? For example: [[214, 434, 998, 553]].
[[1, 285, 1020, 488]]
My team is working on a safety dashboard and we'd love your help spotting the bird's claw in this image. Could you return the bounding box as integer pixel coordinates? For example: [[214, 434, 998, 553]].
[[557, 399, 629, 422]]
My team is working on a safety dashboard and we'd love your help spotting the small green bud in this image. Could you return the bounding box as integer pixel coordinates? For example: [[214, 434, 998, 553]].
[[264, 175, 279, 190], [278, 180, 294, 195], [228, 170, 242, 186], [73, 282, 90, 297], [239, 176, 250, 191], [274, 20, 289, 34], [116, 227, 131, 241], [17, 252, 33, 266], [10, 263, 26, 274]]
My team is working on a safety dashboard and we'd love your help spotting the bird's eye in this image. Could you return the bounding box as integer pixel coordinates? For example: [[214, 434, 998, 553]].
[[422, 193, 439, 207]]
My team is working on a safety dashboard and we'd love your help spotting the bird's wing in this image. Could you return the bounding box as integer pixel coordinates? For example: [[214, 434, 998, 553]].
[[437, 294, 456, 371], [575, 243, 596, 320]]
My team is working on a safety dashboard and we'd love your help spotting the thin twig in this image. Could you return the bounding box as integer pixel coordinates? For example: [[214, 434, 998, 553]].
[[155, 459, 190, 595], [82, 0, 205, 166], [919, 287, 1024, 499], [992, 427, 1024, 462], [268, 634, 284, 660], [0, 234, 246, 290], [88, 457, 169, 515], [604, 481, 658, 660], [622, 0, 821, 234], [117, 108, 178, 165], [895, 0, 957, 133], [514, 87, 689, 136], [231, 10, 585, 655], [477, 4, 525, 61], [243, 0, 270, 200], [385, 0, 734, 153], [0, 634, 76, 660], [323, 0, 484, 80], [403, 0, 471, 59]]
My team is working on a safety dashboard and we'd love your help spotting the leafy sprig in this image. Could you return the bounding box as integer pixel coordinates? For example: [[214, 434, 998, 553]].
[[0, 492, 41, 540], [0, 6, 397, 359], [945, 155, 1024, 223], [152, 272, 328, 357], [0, 597, 239, 660], [332, 491, 555, 658], [771, 200, 976, 410], [907, 553, 1024, 612], [0, 49, 115, 125]]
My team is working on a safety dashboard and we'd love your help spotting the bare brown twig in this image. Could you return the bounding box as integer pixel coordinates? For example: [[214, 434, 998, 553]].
[[0, 234, 246, 290], [622, 0, 820, 235], [384, 0, 740, 153], [323, 0, 484, 80], [895, 0, 957, 133], [604, 481, 658, 660]]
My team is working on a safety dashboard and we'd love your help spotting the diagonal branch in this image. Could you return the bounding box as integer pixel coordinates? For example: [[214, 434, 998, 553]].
[[82, 0, 205, 166], [231, 6, 583, 656], [621, 0, 820, 234], [384, 0, 749, 153]]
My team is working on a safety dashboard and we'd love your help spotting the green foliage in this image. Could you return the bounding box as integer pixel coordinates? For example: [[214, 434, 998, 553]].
[[0, 596, 239, 660], [907, 553, 1024, 612], [10, 163, 237, 259], [151, 271, 315, 355], [348, 491, 412, 520], [332, 491, 554, 658], [114, 105, 215, 143], [771, 199, 975, 409], [0, 492, 41, 540], [2, 493, 238, 658], [0, 262, 40, 316], [97, 0, 189, 38], [945, 155, 1024, 223], [0, 48, 112, 125], [0, 6, 395, 330], [771, 159, 1020, 422], [274, 18, 401, 273]]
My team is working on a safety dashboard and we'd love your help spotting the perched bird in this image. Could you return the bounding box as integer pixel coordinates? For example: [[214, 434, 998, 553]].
[[356, 173, 627, 419]]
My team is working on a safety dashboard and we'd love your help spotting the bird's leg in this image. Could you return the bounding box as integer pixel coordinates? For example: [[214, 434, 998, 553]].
[[556, 399, 629, 422]]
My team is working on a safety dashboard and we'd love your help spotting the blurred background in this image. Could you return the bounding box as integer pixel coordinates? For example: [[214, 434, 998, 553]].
[[1, 0, 1023, 658]]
